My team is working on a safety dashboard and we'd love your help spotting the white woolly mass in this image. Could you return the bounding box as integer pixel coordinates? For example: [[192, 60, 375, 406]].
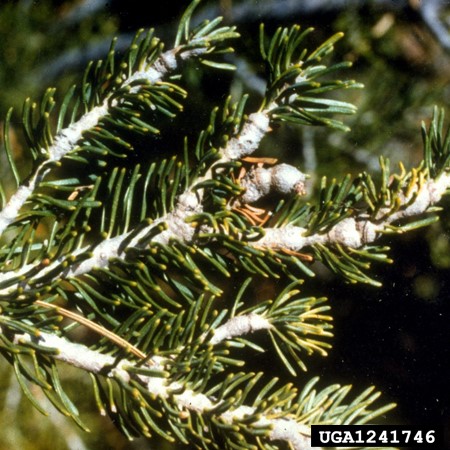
[[151, 214, 196, 246], [65, 234, 123, 277], [431, 171, 450, 201], [146, 372, 172, 399], [327, 217, 362, 249], [223, 111, 270, 160], [151, 49, 178, 74], [177, 191, 200, 210], [50, 47, 187, 163], [376, 174, 450, 225], [270, 163, 306, 194], [0, 184, 34, 235], [37, 331, 120, 375], [220, 407, 312, 450], [358, 219, 378, 244], [210, 313, 272, 345], [49, 104, 108, 161], [240, 167, 272, 203], [175, 388, 215, 412], [269, 419, 314, 450], [240, 163, 306, 204], [176, 388, 313, 449], [66, 190, 200, 278], [4, 313, 312, 450], [128, 51, 177, 87], [254, 226, 320, 251], [392, 176, 450, 221], [0, 263, 36, 296]]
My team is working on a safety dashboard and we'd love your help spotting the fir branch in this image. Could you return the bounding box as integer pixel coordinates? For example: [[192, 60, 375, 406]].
[[4, 322, 311, 448], [0, 21, 357, 296], [0, 321, 389, 450], [256, 171, 450, 252], [34, 300, 146, 360], [3, 5, 446, 446], [3, 88, 449, 294], [209, 313, 272, 345], [0, 14, 239, 235], [0, 106, 272, 293]]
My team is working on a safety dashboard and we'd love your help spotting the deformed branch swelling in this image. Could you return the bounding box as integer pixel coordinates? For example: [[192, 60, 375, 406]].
[[0, 7, 446, 448], [254, 172, 450, 252], [1, 109, 449, 295], [0, 109, 273, 293]]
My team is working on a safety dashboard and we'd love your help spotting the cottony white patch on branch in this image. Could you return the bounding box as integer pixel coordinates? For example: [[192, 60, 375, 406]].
[[432, 171, 450, 200], [254, 217, 380, 253], [128, 50, 178, 87], [49, 104, 108, 161], [0, 45, 198, 235], [5, 324, 313, 450], [223, 111, 271, 160], [65, 193, 200, 278], [50, 46, 197, 163], [254, 171, 450, 253], [220, 405, 313, 450], [241, 166, 273, 202], [327, 217, 364, 248], [176, 388, 215, 412], [151, 191, 201, 246], [0, 167, 49, 235], [210, 313, 272, 345], [271, 164, 307, 195], [174, 389, 313, 449], [0, 185, 33, 235], [240, 163, 306, 204], [269, 419, 315, 450], [21, 331, 120, 376], [124, 47, 203, 90], [254, 225, 324, 251], [13, 328, 166, 388], [64, 234, 124, 278], [389, 174, 450, 222]]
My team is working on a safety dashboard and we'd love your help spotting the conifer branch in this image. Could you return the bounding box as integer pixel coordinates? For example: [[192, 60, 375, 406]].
[[3, 131, 448, 293], [0, 16, 239, 235], [0, 320, 387, 450], [255, 168, 450, 252], [34, 299, 146, 359], [209, 313, 273, 345], [2, 320, 313, 448], [2, 2, 447, 447], [0, 107, 272, 293]]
